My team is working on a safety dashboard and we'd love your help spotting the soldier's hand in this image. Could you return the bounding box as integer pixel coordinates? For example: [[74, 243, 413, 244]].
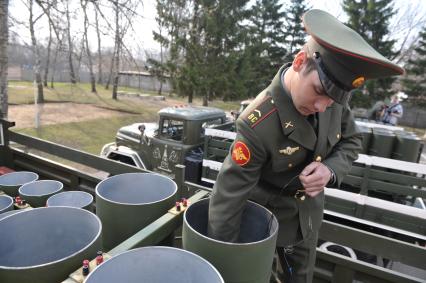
[[299, 162, 332, 197]]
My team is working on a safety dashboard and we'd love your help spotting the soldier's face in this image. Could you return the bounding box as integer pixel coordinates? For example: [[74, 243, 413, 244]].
[[291, 54, 334, 116]]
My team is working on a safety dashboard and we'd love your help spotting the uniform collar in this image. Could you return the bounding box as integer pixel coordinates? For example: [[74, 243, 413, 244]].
[[269, 64, 317, 151]]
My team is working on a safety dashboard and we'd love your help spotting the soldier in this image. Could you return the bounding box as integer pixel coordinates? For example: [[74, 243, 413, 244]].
[[207, 9, 404, 283]]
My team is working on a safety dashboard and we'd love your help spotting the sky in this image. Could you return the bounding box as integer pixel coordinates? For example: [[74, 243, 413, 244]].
[[8, 0, 426, 57]]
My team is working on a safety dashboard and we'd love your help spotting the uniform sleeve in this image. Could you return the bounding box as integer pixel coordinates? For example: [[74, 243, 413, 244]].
[[322, 107, 363, 187], [207, 118, 266, 242]]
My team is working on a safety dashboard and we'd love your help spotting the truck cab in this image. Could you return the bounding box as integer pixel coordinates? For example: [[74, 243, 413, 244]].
[[100, 105, 227, 180]]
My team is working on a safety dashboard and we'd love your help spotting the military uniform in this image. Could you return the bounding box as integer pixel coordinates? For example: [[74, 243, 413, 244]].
[[208, 64, 362, 281], [208, 9, 404, 283]]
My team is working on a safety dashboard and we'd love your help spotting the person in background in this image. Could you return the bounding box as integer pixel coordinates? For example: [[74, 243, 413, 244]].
[[382, 94, 403, 125]]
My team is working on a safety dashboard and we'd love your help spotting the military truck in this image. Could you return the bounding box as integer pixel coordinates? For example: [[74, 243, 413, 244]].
[[1, 118, 425, 282], [102, 104, 423, 188], [100, 105, 233, 182]]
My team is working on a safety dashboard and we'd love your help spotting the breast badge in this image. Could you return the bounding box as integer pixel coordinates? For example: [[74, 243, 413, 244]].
[[232, 141, 251, 166], [279, 146, 300, 156]]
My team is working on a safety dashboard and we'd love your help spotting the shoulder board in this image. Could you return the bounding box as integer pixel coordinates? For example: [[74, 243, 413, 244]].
[[241, 96, 277, 128]]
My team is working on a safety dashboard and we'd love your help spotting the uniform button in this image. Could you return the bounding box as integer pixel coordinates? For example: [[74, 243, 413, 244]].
[[337, 133, 341, 139], [315, 155, 322, 162], [288, 163, 293, 168]]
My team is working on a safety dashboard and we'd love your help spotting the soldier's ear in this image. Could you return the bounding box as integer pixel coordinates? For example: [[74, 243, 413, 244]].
[[292, 51, 308, 73]]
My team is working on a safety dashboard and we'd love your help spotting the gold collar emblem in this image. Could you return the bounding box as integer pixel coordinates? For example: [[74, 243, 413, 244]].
[[279, 146, 300, 156]]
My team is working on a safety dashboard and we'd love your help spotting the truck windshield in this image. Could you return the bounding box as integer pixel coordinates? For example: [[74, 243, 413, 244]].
[[161, 119, 184, 141]]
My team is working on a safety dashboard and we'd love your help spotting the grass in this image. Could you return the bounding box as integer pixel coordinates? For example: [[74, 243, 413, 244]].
[[8, 81, 240, 113], [16, 114, 144, 155], [8, 81, 176, 114]]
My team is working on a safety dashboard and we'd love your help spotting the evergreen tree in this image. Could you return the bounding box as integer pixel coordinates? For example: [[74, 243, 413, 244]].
[[343, 0, 398, 104], [152, 0, 251, 104], [246, 0, 287, 95], [283, 0, 310, 61], [200, 0, 251, 103], [402, 26, 426, 106], [151, 0, 190, 97]]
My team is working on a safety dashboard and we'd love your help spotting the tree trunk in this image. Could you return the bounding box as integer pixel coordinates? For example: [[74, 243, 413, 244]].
[[50, 39, 61, 89], [158, 81, 163, 95], [43, 20, 52, 87], [158, 28, 164, 95], [94, 7, 103, 84], [66, 2, 76, 84], [203, 89, 209, 106], [105, 51, 114, 90], [188, 90, 193, 104], [75, 38, 84, 82], [111, 0, 120, 100], [82, 0, 96, 93], [0, 0, 9, 118], [30, 0, 44, 104]]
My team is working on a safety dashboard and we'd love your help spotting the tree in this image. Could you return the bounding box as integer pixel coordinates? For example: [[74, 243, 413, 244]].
[[94, 6, 103, 84], [184, 0, 251, 104], [402, 26, 426, 106], [246, 0, 287, 95], [0, 0, 8, 118], [50, 37, 63, 89], [149, 0, 180, 96], [343, 0, 399, 103], [151, 0, 190, 99], [283, 0, 310, 61], [81, 0, 96, 93], [65, 1, 77, 84], [152, 0, 253, 104], [111, 0, 121, 100], [43, 20, 52, 87], [29, 0, 44, 103]]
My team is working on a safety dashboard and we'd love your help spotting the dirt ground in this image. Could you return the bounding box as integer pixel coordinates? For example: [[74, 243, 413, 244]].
[[8, 103, 132, 129], [7, 90, 190, 129]]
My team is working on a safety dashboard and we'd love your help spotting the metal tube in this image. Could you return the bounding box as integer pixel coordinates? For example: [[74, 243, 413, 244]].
[[0, 171, 39, 197], [47, 191, 93, 211], [85, 247, 224, 283], [96, 173, 177, 250], [183, 198, 279, 283], [19, 180, 63, 207], [0, 207, 102, 283], [0, 195, 13, 214]]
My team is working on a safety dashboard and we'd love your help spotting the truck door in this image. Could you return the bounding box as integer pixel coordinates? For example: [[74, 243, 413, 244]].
[[150, 118, 184, 179]]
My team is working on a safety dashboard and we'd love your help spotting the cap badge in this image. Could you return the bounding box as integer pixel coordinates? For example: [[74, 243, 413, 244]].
[[352, 76, 365, 88], [232, 141, 251, 166]]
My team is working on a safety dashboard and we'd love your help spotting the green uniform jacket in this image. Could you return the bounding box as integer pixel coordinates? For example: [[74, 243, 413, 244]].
[[208, 65, 363, 246]]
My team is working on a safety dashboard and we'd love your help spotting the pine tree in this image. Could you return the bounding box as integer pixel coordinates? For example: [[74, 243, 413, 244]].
[[152, 0, 251, 104], [402, 26, 426, 106], [151, 0, 190, 97], [200, 0, 251, 103], [283, 0, 310, 61], [246, 0, 287, 95], [343, 0, 399, 103]]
